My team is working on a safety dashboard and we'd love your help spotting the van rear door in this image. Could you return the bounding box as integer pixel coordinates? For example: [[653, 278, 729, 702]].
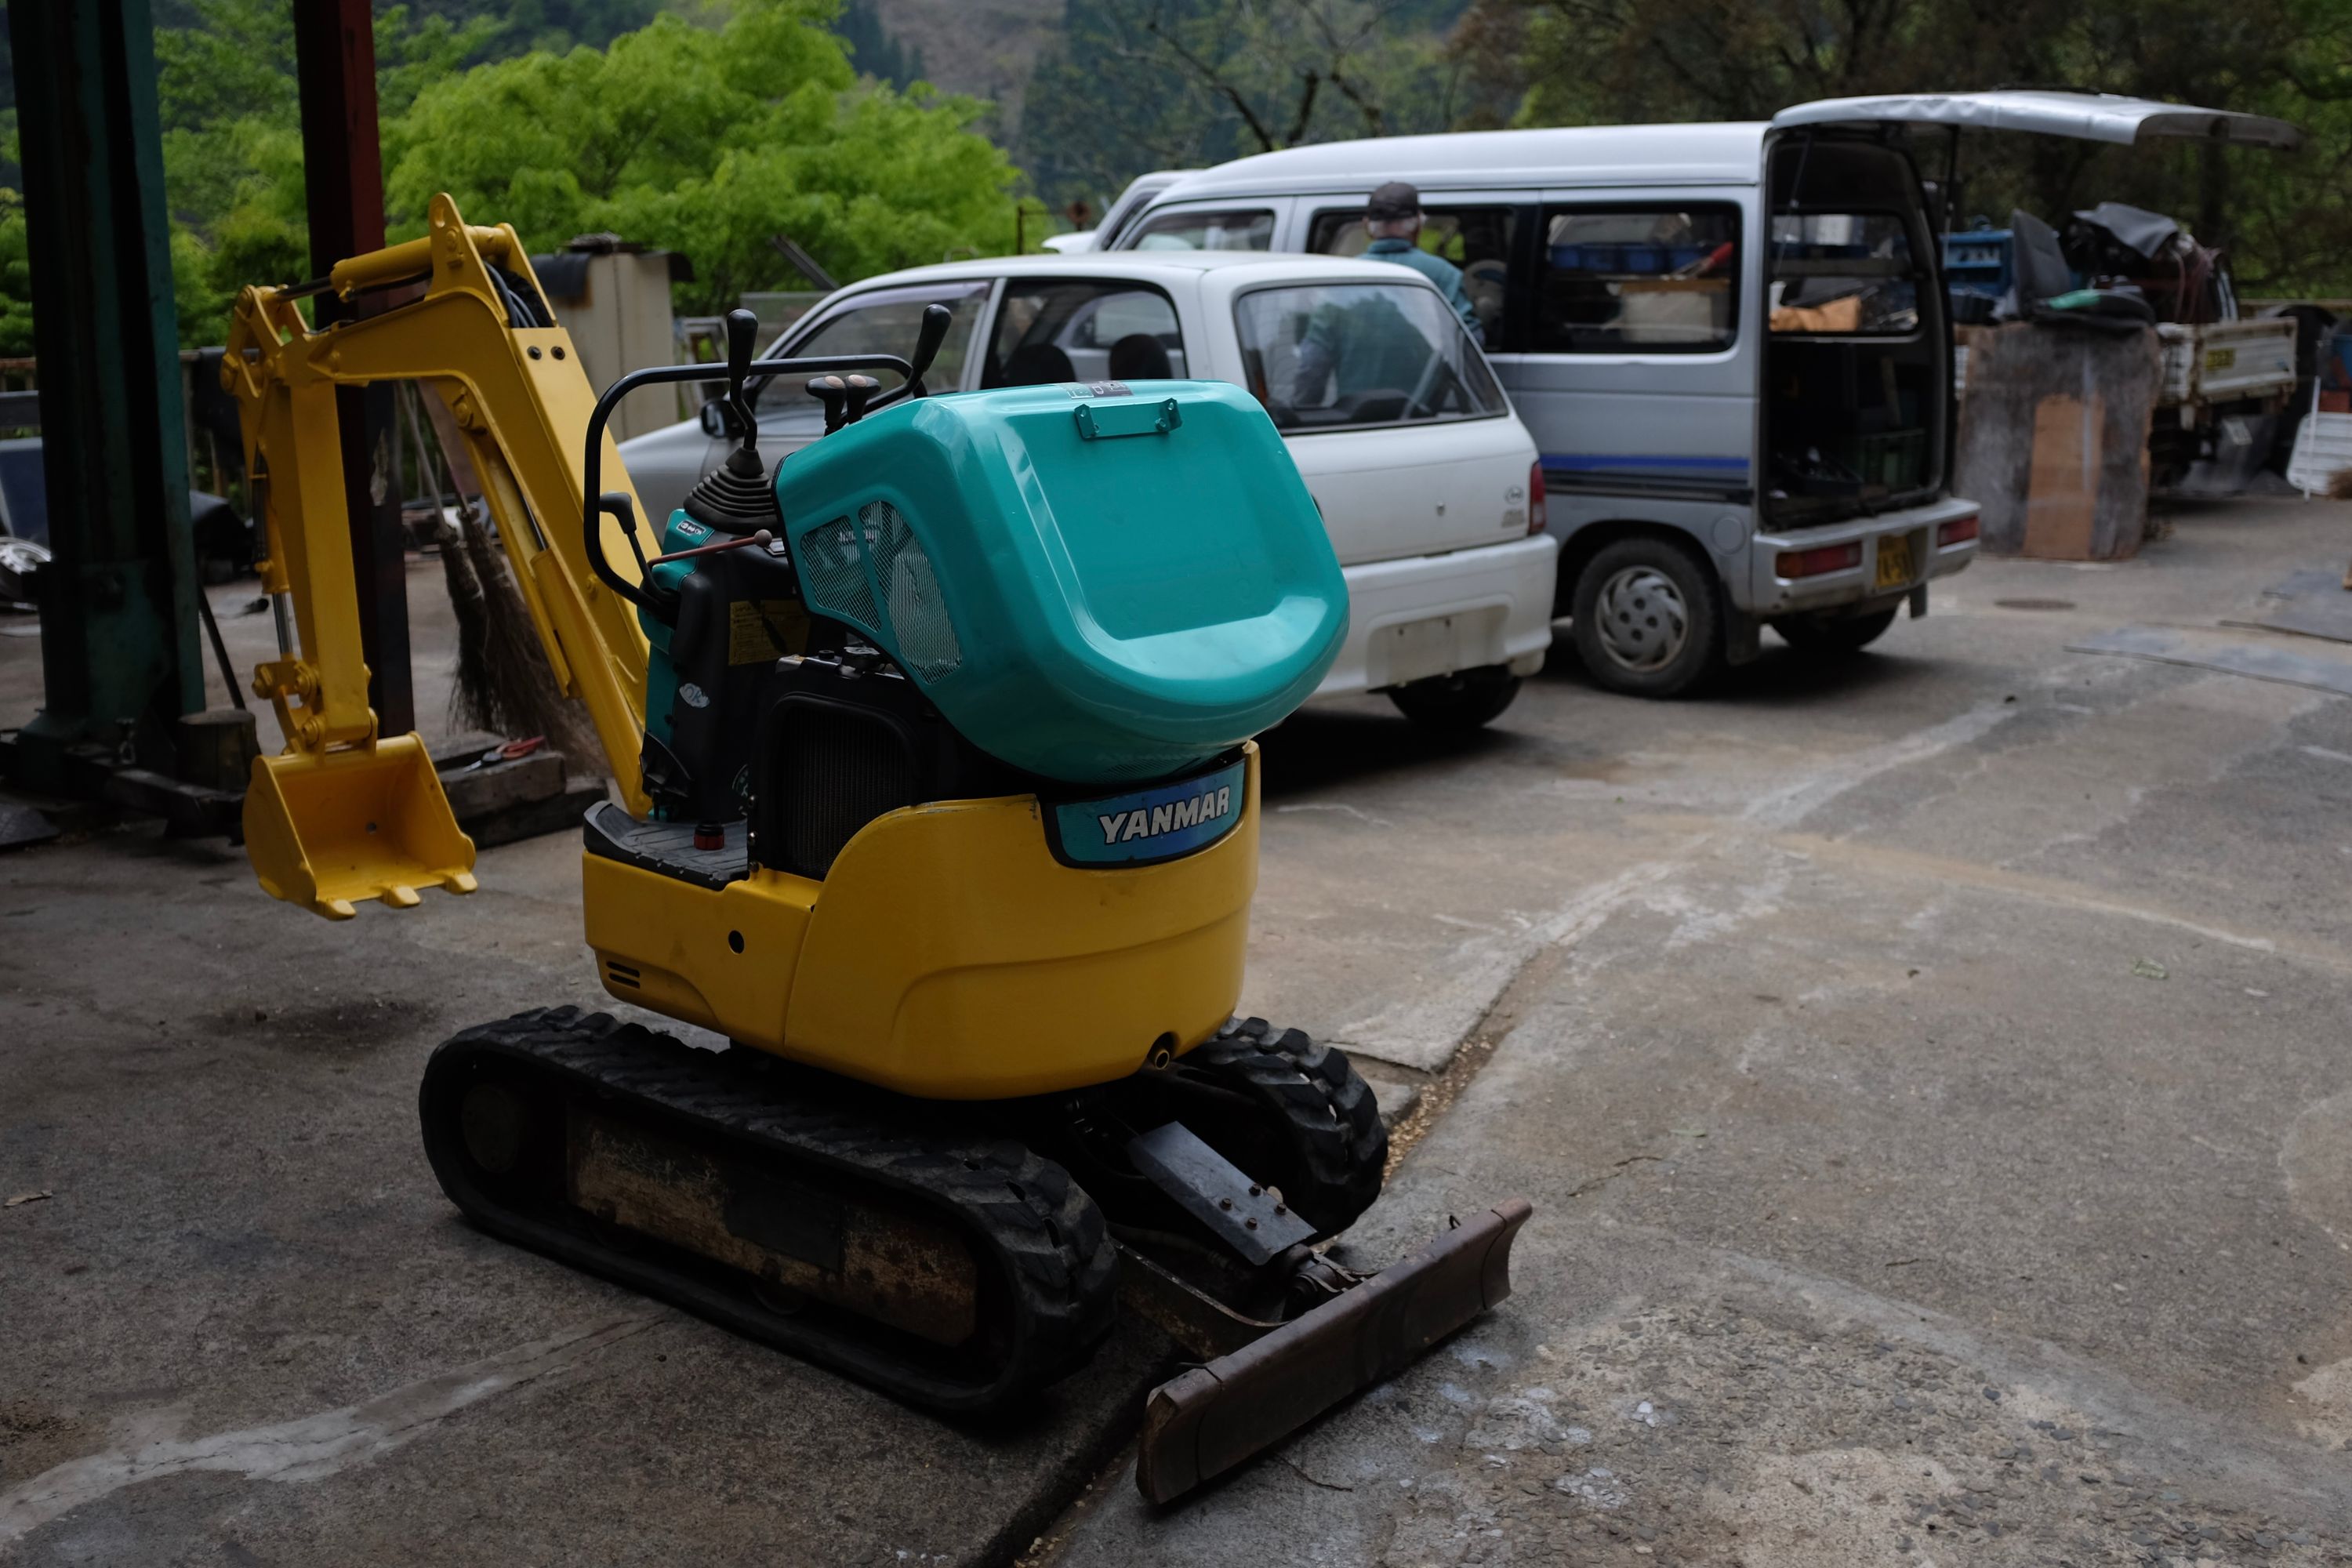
[[1771, 90, 2301, 149]]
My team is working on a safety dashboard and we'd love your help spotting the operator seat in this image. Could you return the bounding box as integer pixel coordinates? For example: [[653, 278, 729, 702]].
[[996, 343, 1078, 387], [1107, 333, 1173, 381]]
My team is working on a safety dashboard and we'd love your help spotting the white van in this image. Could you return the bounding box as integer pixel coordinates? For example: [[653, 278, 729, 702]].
[[1111, 92, 2297, 695]]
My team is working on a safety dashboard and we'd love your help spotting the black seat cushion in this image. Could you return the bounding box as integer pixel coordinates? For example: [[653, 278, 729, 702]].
[[1107, 333, 1172, 380], [999, 343, 1077, 387]]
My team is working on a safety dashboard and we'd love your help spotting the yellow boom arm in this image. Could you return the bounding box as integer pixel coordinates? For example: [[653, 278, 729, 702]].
[[223, 194, 656, 917]]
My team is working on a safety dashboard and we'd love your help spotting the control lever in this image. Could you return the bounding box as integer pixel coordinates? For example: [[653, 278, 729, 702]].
[[905, 303, 952, 396], [648, 528, 774, 568], [805, 374, 850, 434], [867, 303, 956, 414], [723, 307, 760, 453], [840, 374, 880, 425]]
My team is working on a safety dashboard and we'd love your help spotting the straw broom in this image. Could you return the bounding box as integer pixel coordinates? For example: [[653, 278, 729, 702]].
[[403, 384, 604, 772]]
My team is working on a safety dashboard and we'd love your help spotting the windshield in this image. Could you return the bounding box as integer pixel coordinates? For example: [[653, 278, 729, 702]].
[[753, 283, 987, 420], [1235, 282, 1504, 434], [1768, 212, 1921, 335]]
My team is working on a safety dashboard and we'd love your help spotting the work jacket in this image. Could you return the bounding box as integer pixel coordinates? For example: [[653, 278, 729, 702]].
[[1363, 238, 1483, 345]]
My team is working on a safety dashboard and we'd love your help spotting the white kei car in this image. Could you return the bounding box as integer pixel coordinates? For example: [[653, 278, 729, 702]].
[[619, 252, 1558, 728]]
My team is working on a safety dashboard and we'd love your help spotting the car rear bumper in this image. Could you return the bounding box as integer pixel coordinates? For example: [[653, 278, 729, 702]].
[[1740, 494, 1979, 616], [1312, 533, 1561, 699]]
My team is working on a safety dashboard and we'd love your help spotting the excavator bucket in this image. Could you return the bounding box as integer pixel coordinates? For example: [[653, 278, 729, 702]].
[[242, 734, 478, 920]]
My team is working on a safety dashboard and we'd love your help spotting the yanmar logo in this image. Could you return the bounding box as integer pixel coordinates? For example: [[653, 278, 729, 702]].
[[1097, 785, 1232, 845]]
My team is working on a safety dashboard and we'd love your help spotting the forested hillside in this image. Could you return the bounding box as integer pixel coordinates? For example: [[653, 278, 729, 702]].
[[3, 0, 2350, 360]]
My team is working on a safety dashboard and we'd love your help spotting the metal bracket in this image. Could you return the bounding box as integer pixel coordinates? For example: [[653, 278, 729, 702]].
[[1125, 1121, 1315, 1266]]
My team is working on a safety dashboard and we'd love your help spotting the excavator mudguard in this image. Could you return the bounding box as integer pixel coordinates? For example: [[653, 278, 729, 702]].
[[243, 734, 478, 920]]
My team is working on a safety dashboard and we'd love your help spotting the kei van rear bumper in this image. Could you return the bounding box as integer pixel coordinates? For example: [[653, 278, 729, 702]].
[[1739, 494, 1980, 615]]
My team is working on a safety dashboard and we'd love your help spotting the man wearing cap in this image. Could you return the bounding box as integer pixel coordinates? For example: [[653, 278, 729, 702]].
[[1362, 181, 1483, 344]]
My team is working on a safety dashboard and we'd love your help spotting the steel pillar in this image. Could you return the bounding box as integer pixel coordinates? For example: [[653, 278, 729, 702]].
[[7, 0, 202, 789], [294, 0, 412, 735]]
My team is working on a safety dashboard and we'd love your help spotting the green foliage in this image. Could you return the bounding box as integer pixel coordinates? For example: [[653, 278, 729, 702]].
[[1468, 0, 2352, 292], [0, 187, 33, 357], [5, 0, 1022, 349], [835, 0, 927, 89], [382, 2, 1021, 311]]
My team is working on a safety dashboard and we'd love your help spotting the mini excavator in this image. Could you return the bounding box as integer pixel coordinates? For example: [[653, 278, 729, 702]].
[[222, 194, 1528, 1502]]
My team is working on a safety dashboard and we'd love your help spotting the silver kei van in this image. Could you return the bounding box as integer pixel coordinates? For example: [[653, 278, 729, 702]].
[[1115, 93, 2293, 695], [1111, 112, 1979, 695]]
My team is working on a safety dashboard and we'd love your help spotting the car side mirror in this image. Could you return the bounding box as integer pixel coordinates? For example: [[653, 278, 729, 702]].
[[699, 397, 750, 441]]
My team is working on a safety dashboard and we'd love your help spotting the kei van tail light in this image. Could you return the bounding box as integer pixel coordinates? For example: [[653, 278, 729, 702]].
[[1777, 542, 1863, 579], [1938, 513, 1980, 546], [1527, 462, 1548, 535]]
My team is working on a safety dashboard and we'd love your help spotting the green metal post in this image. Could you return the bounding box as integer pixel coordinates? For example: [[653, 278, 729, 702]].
[[7, 0, 202, 791]]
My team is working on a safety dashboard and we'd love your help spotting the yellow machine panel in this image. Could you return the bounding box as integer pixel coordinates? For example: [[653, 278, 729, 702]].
[[586, 746, 1262, 1099]]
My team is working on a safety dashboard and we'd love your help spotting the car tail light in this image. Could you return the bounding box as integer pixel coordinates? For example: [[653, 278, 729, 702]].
[[1526, 462, 1548, 535], [1938, 513, 1980, 546], [1777, 542, 1863, 579]]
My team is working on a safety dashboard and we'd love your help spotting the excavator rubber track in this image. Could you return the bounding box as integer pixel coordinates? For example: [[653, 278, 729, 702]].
[[419, 1007, 1117, 1414]]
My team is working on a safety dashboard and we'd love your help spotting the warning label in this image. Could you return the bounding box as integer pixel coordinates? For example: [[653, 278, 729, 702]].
[[728, 599, 809, 664]]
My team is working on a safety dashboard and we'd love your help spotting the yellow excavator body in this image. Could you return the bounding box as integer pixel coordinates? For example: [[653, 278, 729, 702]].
[[581, 749, 1260, 1099], [220, 196, 1527, 1501]]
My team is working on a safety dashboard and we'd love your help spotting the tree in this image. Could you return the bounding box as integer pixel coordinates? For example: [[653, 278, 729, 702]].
[[1464, 0, 2352, 291], [1022, 0, 1494, 219], [382, 2, 1022, 311], [3, 0, 1023, 349]]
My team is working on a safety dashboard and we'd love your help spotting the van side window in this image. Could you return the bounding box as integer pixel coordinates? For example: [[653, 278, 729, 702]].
[[1307, 206, 1518, 348], [1535, 206, 1740, 354], [1127, 209, 1274, 251]]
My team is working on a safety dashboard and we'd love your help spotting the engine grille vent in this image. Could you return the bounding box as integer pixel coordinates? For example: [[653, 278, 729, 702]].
[[791, 502, 960, 684], [771, 700, 919, 879]]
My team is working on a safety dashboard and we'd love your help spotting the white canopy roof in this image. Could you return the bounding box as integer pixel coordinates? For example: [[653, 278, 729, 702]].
[[1773, 91, 2302, 151]]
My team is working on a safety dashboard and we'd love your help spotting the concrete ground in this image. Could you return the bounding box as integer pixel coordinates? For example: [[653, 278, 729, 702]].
[[6, 495, 2352, 1566]]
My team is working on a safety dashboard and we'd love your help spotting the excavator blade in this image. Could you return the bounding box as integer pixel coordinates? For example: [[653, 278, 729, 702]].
[[1134, 1197, 1533, 1504], [243, 733, 478, 919]]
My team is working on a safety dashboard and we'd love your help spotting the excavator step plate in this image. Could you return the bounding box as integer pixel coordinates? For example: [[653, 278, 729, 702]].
[[243, 733, 477, 918], [1135, 1198, 1533, 1504]]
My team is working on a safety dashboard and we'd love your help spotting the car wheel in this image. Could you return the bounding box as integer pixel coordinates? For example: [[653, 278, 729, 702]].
[[1569, 538, 1720, 698], [1770, 606, 1900, 655], [1388, 664, 1522, 731]]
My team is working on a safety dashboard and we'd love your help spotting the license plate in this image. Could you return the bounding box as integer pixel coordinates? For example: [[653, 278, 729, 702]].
[[1044, 757, 1247, 869], [1383, 615, 1464, 688], [1874, 534, 1915, 590]]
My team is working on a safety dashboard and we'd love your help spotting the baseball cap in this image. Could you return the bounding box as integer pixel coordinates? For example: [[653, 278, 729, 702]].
[[1366, 181, 1421, 220]]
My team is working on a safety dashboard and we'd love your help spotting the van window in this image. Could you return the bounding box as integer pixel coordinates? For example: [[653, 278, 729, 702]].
[[1307, 206, 1519, 347], [983, 280, 1187, 386], [754, 281, 987, 420], [1535, 206, 1740, 354], [1768, 212, 1920, 335], [1235, 282, 1504, 434], [1128, 209, 1274, 251]]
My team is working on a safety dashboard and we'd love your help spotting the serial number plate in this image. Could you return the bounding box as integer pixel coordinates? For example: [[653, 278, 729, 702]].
[[2206, 347, 2237, 372], [1874, 534, 1915, 590]]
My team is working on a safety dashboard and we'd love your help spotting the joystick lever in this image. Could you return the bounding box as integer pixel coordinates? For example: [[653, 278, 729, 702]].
[[841, 374, 880, 425], [722, 307, 760, 455], [805, 374, 850, 434]]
